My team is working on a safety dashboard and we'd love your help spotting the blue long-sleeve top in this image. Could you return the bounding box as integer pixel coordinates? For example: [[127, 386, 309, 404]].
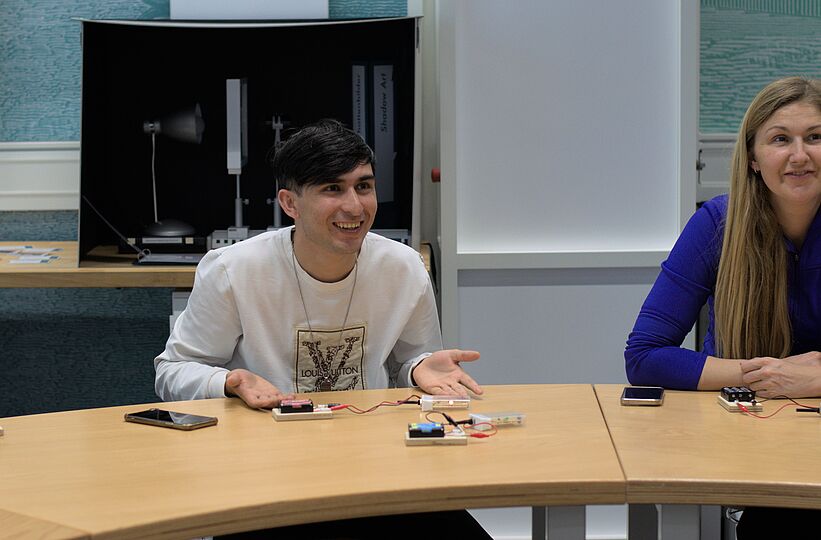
[[625, 194, 821, 389]]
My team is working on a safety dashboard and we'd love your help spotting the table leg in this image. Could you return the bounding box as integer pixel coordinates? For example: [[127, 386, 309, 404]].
[[628, 504, 658, 540], [659, 504, 700, 540], [536, 505, 585, 540], [532, 506, 546, 540], [700, 505, 721, 540]]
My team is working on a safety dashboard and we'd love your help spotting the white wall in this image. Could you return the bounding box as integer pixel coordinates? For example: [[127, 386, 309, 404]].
[[438, 2, 699, 538], [438, 0, 698, 361], [458, 267, 661, 385], [452, 4, 682, 254], [0, 142, 79, 210]]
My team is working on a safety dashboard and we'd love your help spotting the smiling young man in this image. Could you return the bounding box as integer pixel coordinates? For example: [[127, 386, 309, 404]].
[[154, 119, 490, 538], [154, 118, 483, 411]]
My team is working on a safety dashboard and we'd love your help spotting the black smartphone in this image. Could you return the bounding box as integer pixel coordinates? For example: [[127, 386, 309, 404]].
[[124, 408, 218, 430], [620, 386, 665, 406]]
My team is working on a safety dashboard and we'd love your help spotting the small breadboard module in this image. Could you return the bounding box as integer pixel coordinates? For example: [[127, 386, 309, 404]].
[[420, 394, 470, 411], [273, 399, 334, 421], [404, 422, 467, 446], [717, 386, 762, 413]]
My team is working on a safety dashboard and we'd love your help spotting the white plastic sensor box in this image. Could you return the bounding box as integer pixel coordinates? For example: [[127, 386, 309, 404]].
[[420, 394, 471, 411], [469, 412, 526, 431]]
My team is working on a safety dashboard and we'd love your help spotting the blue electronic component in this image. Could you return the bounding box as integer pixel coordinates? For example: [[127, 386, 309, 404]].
[[408, 422, 445, 438]]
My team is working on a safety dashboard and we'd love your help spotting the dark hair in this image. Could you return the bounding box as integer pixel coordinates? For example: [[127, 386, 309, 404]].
[[271, 119, 374, 192]]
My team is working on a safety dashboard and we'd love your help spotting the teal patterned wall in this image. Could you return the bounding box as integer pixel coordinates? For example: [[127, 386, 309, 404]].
[[0, 0, 406, 142], [2, 1, 815, 141], [701, 0, 821, 133], [0, 0, 168, 142], [0, 211, 173, 417], [330, 0, 405, 19]]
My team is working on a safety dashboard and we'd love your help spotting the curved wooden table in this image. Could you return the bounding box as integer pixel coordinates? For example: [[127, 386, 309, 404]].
[[0, 385, 624, 539], [596, 384, 821, 539]]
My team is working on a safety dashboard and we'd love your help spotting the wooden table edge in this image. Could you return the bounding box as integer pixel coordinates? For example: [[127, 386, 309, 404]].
[[0, 507, 90, 540], [85, 481, 626, 540], [626, 480, 821, 510]]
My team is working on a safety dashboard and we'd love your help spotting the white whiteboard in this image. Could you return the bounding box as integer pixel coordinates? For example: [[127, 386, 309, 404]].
[[449, 0, 690, 253]]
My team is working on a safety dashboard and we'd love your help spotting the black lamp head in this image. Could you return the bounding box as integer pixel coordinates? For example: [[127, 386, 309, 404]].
[[143, 103, 204, 144]]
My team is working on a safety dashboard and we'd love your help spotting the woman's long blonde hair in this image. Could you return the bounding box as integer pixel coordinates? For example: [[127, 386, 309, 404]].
[[715, 77, 821, 359]]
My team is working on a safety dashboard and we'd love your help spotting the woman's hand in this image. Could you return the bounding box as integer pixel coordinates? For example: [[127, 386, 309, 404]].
[[740, 352, 821, 398]]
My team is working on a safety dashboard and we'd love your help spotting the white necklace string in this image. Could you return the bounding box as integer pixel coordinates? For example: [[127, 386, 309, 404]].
[[290, 236, 358, 351]]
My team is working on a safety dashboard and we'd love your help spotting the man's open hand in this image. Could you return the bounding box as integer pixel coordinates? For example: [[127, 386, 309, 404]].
[[225, 369, 295, 408], [412, 349, 483, 397]]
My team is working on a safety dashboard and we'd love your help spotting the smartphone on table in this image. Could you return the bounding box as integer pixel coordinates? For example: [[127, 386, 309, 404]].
[[620, 386, 665, 406], [124, 408, 218, 430]]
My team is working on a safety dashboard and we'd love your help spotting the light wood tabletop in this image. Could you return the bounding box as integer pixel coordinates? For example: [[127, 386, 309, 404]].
[[596, 384, 821, 509], [0, 509, 87, 540], [0, 242, 195, 288], [0, 385, 624, 540]]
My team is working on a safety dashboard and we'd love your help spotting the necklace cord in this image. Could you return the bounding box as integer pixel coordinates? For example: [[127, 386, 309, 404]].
[[291, 240, 358, 357]]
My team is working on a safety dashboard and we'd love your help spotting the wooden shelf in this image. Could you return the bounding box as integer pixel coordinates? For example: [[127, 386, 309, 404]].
[[0, 242, 195, 288]]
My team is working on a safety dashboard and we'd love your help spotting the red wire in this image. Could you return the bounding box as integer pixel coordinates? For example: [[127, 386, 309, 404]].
[[467, 422, 498, 437], [737, 402, 796, 419], [329, 402, 500, 439], [424, 412, 442, 423], [330, 395, 421, 414]]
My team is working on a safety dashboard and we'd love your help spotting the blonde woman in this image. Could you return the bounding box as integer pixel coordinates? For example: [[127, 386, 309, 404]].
[[625, 77, 821, 537]]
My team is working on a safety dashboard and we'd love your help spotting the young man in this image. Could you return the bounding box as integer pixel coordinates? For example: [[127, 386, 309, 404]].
[[154, 119, 483, 405], [154, 119, 490, 539]]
